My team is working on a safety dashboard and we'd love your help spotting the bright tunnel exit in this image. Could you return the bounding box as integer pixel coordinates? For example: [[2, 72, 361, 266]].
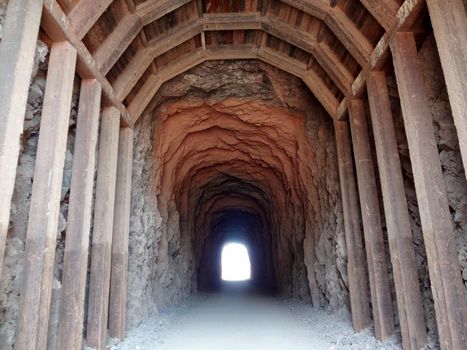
[[221, 243, 251, 281]]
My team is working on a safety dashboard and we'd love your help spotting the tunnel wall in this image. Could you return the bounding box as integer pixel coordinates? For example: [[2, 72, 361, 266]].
[[124, 60, 349, 329]]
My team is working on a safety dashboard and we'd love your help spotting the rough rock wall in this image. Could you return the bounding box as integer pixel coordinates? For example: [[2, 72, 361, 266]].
[[126, 60, 348, 329]]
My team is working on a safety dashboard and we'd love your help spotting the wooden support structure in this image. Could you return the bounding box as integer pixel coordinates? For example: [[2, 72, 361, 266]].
[[0, 0, 43, 275], [366, 71, 427, 350], [16, 41, 77, 350], [334, 120, 371, 331], [109, 127, 134, 340], [357, 0, 399, 31], [86, 107, 121, 350], [391, 33, 467, 350], [336, 0, 425, 120], [425, 0, 467, 181], [57, 79, 102, 350], [41, 0, 133, 127], [68, 0, 113, 40], [348, 100, 394, 341]]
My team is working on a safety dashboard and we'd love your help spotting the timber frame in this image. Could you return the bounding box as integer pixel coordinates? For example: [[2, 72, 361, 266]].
[[0, 1, 466, 350]]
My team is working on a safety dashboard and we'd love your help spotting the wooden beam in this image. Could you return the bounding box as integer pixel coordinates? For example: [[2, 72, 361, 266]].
[[348, 99, 394, 341], [282, 0, 372, 66], [326, 6, 373, 67], [68, 0, 112, 40], [366, 70, 427, 350], [115, 13, 352, 102], [280, 0, 328, 20], [128, 44, 339, 123], [201, 12, 262, 30], [391, 32, 467, 350], [94, 14, 143, 75], [358, 0, 400, 31], [16, 41, 77, 350], [114, 18, 201, 100], [336, 0, 425, 120], [136, 0, 192, 26], [262, 16, 353, 93], [41, 0, 133, 127], [109, 127, 134, 340], [0, 0, 43, 275], [86, 107, 120, 350], [302, 70, 339, 118], [57, 79, 102, 350], [257, 46, 306, 77], [334, 120, 371, 332], [425, 0, 467, 181]]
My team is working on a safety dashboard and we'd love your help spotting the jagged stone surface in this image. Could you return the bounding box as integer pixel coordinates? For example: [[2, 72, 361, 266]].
[[127, 61, 347, 329]]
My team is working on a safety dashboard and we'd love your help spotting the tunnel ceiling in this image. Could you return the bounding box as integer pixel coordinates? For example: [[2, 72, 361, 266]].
[[47, 0, 414, 124]]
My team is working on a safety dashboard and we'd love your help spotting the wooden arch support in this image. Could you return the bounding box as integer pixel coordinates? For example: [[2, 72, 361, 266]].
[[127, 46, 339, 124], [112, 13, 353, 103]]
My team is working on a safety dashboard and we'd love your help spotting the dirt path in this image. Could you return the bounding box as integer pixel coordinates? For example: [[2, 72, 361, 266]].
[[110, 292, 404, 350]]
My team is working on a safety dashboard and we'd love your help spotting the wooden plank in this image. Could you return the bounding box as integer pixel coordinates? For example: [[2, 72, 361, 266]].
[[426, 0, 467, 181], [262, 16, 353, 93], [57, 79, 102, 350], [326, 6, 373, 67], [334, 120, 371, 332], [358, 0, 400, 31], [391, 33, 467, 350], [68, 0, 113, 40], [16, 41, 77, 350], [336, 0, 425, 120], [201, 12, 262, 30], [109, 127, 134, 340], [86, 107, 120, 350], [281, 0, 372, 66], [257, 46, 306, 77], [302, 70, 339, 118], [41, 0, 133, 127], [127, 74, 162, 124], [128, 44, 340, 123], [137, 0, 192, 26], [348, 99, 394, 341], [280, 0, 328, 20], [95, 14, 143, 75], [366, 71, 427, 350], [0, 0, 43, 276], [114, 18, 201, 101]]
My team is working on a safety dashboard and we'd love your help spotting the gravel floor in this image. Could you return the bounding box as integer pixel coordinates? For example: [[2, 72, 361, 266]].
[[108, 291, 412, 350]]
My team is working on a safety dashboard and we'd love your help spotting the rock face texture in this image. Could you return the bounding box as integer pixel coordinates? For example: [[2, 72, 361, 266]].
[[127, 60, 347, 329]]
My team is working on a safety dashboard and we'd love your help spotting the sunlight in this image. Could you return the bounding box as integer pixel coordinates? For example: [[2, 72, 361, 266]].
[[221, 242, 251, 281]]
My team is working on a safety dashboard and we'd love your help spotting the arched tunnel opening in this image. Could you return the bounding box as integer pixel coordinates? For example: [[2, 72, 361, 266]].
[[200, 209, 271, 292]]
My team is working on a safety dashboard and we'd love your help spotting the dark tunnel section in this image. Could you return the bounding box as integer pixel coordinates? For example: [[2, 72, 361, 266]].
[[197, 208, 275, 294]]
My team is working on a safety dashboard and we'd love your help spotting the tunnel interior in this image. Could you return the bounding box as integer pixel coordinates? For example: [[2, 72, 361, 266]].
[[126, 60, 345, 325]]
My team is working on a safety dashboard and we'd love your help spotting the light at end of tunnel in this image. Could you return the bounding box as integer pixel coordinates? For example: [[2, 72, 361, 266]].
[[221, 243, 251, 281]]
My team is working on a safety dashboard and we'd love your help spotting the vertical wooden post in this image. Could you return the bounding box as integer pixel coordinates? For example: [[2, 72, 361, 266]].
[[86, 107, 120, 350], [16, 41, 77, 350], [0, 0, 43, 275], [57, 79, 102, 350], [391, 33, 467, 350], [366, 71, 427, 350], [348, 100, 394, 341], [334, 121, 371, 331], [109, 127, 134, 339], [425, 0, 467, 180]]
